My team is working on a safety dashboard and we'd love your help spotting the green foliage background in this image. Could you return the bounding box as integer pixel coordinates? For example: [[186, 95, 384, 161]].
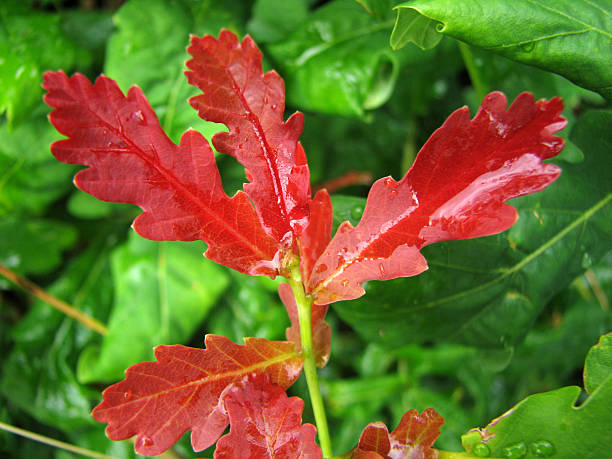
[[1, 0, 610, 457]]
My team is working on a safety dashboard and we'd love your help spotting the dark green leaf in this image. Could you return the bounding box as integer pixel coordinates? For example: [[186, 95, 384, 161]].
[[584, 332, 612, 394], [334, 110, 612, 349], [77, 233, 229, 383], [0, 218, 76, 276], [391, 0, 612, 100], [1, 239, 114, 431], [267, 0, 413, 116], [0, 3, 89, 126], [247, 0, 309, 44], [105, 0, 231, 143]]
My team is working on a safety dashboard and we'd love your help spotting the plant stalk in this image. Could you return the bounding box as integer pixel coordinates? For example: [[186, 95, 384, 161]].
[[0, 263, 108, 335], [288, 265, 333, 458], [458, 41, 487, 101]]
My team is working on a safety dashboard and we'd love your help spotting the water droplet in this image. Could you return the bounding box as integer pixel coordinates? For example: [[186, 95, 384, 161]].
[[234, 126, 240, 134], [351, 205, 364, 221], [521, 42, 535, 52], [139, 436, 154, 448], [123, 390, 133, 400], [384, 177, 394, 186], [340, 279, 349, 287], [473, 442, 490, 457], [131, 110, 145, 125], [378, 263, 385, 277], [581, 252, 592, 269], [531, 440, 555, 457], [390, 190, 398, 198], [315, 264, 327, 274], [271, 104, 278, 110], [502, 442, 526, 458], [264, 96, 269, 104]]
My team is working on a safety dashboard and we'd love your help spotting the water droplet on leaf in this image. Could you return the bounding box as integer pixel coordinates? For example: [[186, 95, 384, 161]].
[[502, 442, 526, 458], [581, 252, 592, 269], [131, 110, 145, 124], [378, 263, 385, 277], [473, 442, 490, 457], [139, 436, 154, 447], [315, 264, 327, 274], [341, 279, 349, 287], [123, 390, 133, 400], [531, 440, 555, 457]]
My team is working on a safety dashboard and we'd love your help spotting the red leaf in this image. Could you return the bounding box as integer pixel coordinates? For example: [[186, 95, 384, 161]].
[[299, 189, 334, 283], [350, 409, 444, 459], [91, 335, 303, 456], [43, 71, 280, 277], [186, 30, 311, 244], [214, 374, 322, 458], [279, 283, 331, 368], [309, 92, 565, 304]]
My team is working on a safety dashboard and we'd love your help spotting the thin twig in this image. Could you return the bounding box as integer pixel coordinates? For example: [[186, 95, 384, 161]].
[[585, 269, 610, 310], [0, 263, 108, 335], [0, 421, 117, 459]]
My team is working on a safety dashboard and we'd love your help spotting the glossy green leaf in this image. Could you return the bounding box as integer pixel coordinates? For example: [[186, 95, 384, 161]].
[[0, 218, 76, 277], [77, 232, 229, 383], [584, 332, 612, 394], [0, 239, 114, 431], [334, 110, 612, 349], [267, 0, 414, 116], [391, 0, 612, 100], [463, 339, 612, 457], [247, 0, 309, 43], [0, 113, 75, 217], [105, 0, 231, 143], [0, 2, 88, 126]]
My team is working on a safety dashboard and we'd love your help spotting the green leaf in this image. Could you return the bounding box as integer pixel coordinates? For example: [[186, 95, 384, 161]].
[[0, 238, 115, 431], [584, 332, 612, 394], [464, 350, 612, 457], [77, 232, 229, 383], [0, 218, 76, 277], [105, 0, 231, 143], [0, 113, 75, 217], [267, 0, 409, 116], [334, 110, 612, 349], [355, 0, 395, 19], [247, 0, 309, 44], [391, 0, 612, 100], [0, 2, 89, 126]]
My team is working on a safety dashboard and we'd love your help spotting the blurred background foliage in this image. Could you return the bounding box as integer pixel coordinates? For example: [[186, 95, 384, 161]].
[[0, 0, 610, 457]]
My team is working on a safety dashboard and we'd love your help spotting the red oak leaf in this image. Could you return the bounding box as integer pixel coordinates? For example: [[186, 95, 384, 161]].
[[299, 189, 334, 283], [279, 283, 331, 368], [215, 374, 322, 458], [350, 409, 444, 459], [186, 30, 311, 244], [43, 71, 280, 277], [309, 92, 565, 304], [91, 335, 303, 456]]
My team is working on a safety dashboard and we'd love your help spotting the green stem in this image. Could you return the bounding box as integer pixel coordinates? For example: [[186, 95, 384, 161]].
[[458, 41, 487, 101], [288, 265, 333, 458]]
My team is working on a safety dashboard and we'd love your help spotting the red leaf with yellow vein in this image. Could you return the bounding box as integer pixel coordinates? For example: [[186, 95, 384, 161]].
[[186, 30, 311, 244], [214, 374, 322, 458], [309, 92, 565, 304], [348, 409, 444, 459], [91, 335, 303, 456], [279, 283, 331, 368], [43, 71, 280, 276]]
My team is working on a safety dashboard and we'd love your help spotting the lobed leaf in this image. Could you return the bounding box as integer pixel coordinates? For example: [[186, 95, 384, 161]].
[[186, 30, 311, 244], [309, 92, 565, 304], [391, 0, 612, 100], [300, 189, 334, 283], [347, 408, 444, 458], [215, 374, 321, 458], [91, 335, 303, 456], [584, 332, 612, 395], [43, 71, 280, 277], [279, 283, 331, 368]]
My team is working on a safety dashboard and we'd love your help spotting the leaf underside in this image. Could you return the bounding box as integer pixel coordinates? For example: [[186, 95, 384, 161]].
[[91, 335, 303, 456], [309, 92, 565, 304], [215, 374, 322, 458]]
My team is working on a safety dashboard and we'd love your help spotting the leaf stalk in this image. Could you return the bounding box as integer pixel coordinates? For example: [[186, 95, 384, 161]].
[[458, 41, 487, 101], [288, 263, 333, 458]]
